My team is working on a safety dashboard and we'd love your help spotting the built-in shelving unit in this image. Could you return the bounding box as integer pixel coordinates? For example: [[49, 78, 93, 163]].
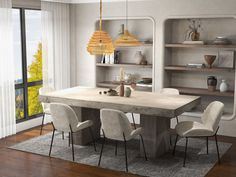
[[165, 43, 236, 49], [165, 65, 234, 72], [164, 17, 236, 117], [96, 18, 154, 92], [172, 86, 234, 97], [96, 63, 153, 68]]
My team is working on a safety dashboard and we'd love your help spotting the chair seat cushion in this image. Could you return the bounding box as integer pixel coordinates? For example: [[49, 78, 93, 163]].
[[175, 121, 214, 137]]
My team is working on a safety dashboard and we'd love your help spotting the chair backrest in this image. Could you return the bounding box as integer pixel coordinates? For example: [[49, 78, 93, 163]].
[[100, 109, 133, 141], [201, 101, 224, 133], [39, 87, 55, 111], [160, 88, 180, 95], [50, 103, 79, 133]]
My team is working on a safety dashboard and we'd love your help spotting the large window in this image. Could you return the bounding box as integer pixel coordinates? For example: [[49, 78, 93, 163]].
[[13, 8, 43, 122]]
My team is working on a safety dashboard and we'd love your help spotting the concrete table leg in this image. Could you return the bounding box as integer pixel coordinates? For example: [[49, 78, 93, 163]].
[[140, 114, 170, 158]]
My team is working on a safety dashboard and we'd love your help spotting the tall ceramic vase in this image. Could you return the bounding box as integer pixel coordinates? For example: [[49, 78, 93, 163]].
[[207, 76, 217, 92]]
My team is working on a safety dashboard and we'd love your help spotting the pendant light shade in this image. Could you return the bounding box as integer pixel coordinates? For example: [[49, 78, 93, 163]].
[[114, 0, 141, 47], [114, 30, 142, 47], [87, 0, 114, 55]]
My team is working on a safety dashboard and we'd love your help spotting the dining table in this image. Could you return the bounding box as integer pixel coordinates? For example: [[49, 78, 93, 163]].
[[39, 87, 201, 158]]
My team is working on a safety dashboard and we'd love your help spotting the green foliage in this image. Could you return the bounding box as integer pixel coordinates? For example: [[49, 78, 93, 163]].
[[28, 43, 43, 116], [15, 43, 43, 119]]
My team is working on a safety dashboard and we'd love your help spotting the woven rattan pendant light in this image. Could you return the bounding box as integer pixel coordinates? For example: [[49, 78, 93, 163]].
[[87, 0, 114, 55], [114, 0, 141, 47]]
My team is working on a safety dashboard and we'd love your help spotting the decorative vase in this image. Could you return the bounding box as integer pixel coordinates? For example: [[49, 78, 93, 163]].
[[220, 80, 228, 92], [207, 76, 217, 92], [119, 82, 124, 97], [204, 55, 216, 68], [191, 31, 200, 41], [134, 51, 144, 64], [125, 87, 132, 97]]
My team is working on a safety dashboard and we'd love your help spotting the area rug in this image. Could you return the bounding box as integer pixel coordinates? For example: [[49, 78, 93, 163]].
[[9, 132, 231, 177]]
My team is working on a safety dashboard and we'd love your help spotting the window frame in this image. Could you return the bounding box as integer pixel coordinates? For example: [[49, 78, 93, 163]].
[[14, 7, 43, 123]]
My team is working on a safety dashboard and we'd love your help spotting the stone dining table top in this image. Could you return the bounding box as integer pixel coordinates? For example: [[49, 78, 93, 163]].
[[39, 87, 201, 118]]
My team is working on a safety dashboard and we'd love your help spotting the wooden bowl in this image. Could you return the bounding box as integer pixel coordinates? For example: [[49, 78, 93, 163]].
[[142, 78, 152, 84], [204, 55, 216, 68]]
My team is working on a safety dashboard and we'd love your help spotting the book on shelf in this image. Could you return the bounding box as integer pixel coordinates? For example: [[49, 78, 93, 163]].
[[182, 41, 205, 45]]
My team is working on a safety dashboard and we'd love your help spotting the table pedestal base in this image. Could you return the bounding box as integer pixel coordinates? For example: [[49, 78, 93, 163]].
[[140, 114, 170, 158]]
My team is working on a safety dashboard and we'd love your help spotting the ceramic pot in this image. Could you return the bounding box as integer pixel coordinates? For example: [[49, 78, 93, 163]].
[[204, 55, 216, 68], [125, 87, 132, 97], [134, 51, 144, 64], [207, 76, 217, 91], [220, 80, 228, 92], [191, 31, 200, 41]]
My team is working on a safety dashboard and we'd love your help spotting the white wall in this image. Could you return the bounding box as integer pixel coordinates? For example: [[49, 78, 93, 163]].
[[71, 0, 236, 137]]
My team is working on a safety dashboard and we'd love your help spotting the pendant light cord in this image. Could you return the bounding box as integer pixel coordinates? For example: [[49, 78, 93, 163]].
[[126, 0, 128, 30], [100, 0, 102, 31]]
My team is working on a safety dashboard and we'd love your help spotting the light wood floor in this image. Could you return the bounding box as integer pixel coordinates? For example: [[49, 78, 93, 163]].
[[0, 124, 236, 177]]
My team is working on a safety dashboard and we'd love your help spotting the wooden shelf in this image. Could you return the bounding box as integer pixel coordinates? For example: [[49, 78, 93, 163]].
[[172, 86, 234, 97], [165, 43, 236, 49], [97, 81, 152, 91], [96, 63, 152, 68], [165, 65, 235, 72], [116, 43, 153, 49]]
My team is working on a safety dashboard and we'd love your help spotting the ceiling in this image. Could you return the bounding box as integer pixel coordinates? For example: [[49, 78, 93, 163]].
[[41, 0, 150, 3]]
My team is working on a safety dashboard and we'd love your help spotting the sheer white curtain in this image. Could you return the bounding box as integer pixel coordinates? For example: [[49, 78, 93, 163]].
[[0, 0, 16, 138], [41, 1, 70, 90]]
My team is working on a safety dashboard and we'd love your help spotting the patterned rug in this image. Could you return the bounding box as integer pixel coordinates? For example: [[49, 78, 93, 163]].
[[9, 132, 231, 177]]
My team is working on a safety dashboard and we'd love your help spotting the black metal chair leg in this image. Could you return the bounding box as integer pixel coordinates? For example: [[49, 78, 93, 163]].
[[123, 134, 128, 172], [131, 113, 136, 129], [173, 135, 178, 155], [89, 127, 97, 152], [98, 130, 105, 166], [140, 135, 147, 161], [206, 137, 209, 154], [215, 135, 221, 164], [40, 113, 45, 135], [176, 116, 179, 123], [62, 132, 64, 140], [183, 137, 188, 167], [49, 129, 55, 156], [68, 132, 70, 147], [71, 132, 75, 161], [115, 141, 118, 156]]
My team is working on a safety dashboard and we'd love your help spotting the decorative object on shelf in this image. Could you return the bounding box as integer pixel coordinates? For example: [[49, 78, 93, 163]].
[[185, 19, 203, 41], [87, 0, 114, 55], [119, 67, 125, 81], [187, 63, 205, 68], [220, 80, 229, 92], [107, 89, 118, 96], [218, 51, 235, 68], [114, 0, 141, 47], [114, 50, 121, 64], [204, 55, 216, 68], [124, 87, 132, 97], [142, 77, 152, 84], [143, 39, 153, 44], [213, 37, 231, 45], [183, 41, 205, 45], [119, 82, 125, 97], [207, 76, 217, 91], [134, 51, 147, 65]]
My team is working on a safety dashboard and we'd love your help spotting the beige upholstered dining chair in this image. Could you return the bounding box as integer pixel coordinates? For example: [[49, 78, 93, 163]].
[[39, 87, 55, 135], [98, 109, 147, 172], [173, 101, 224, 167], [49, 103, 96, 161], [160, 88, 180, 123]]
